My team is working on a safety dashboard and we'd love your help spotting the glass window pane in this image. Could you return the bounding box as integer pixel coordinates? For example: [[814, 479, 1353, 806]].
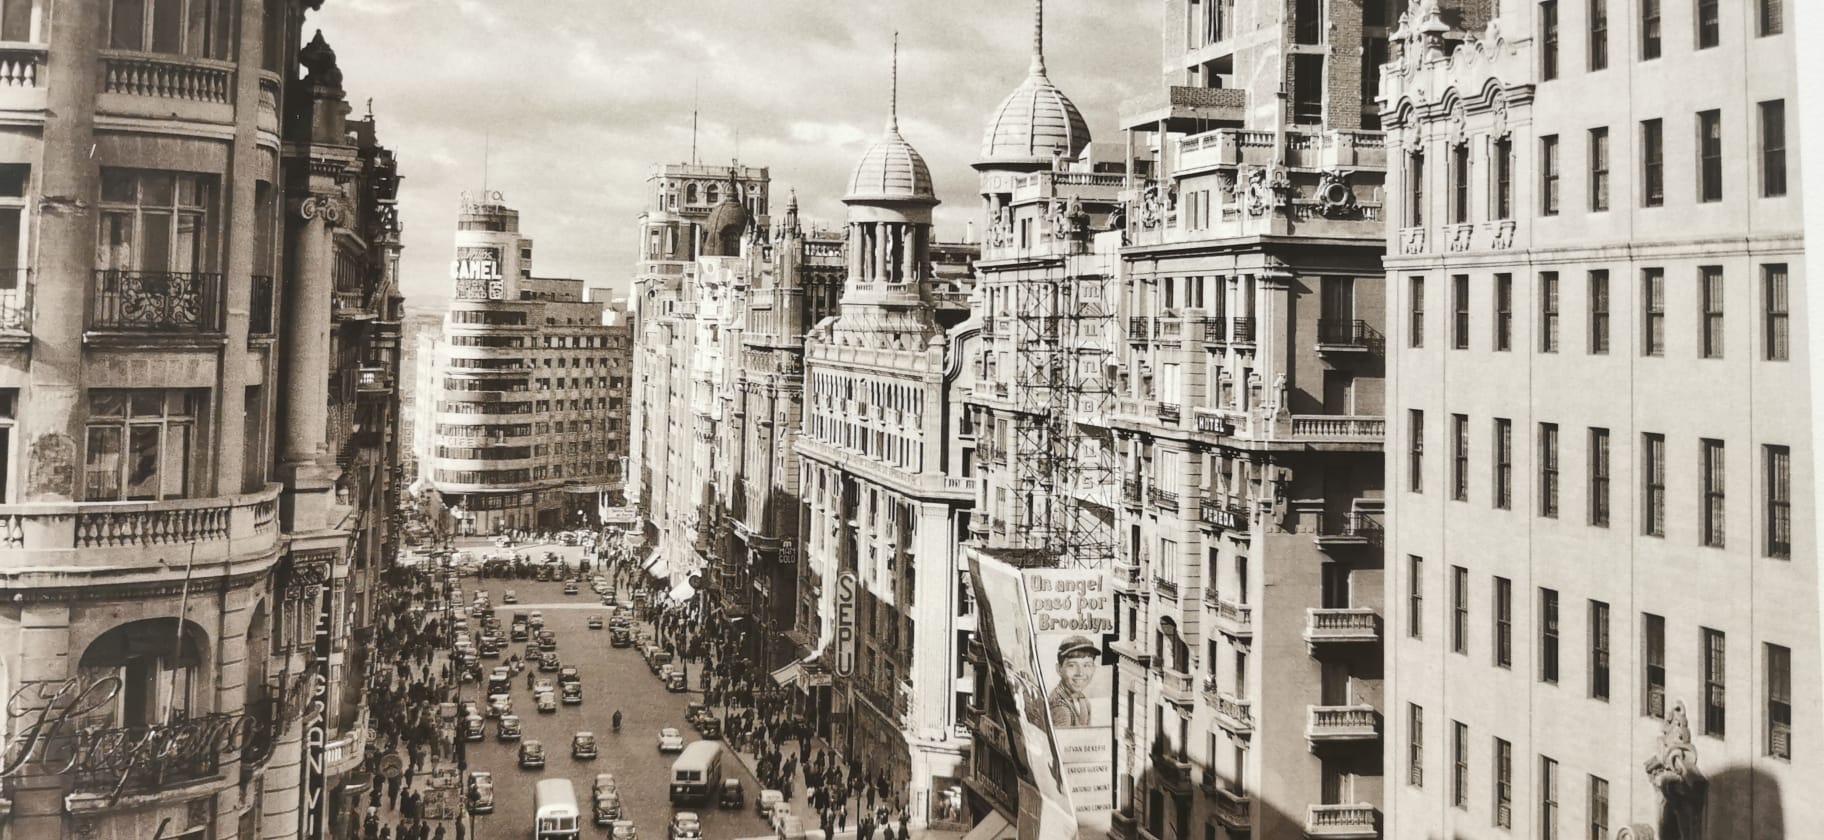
[[141, 172, 174, 207], [173, 212, 200, 273], [101, 171, 137, 204], [126, 424, 160, 500], [176, 174, 201, 208], [140, 211, 171, 272], [91, 391, 128, 418], [1, 0, 33, 42], [162, 422, 189, 498], [97, 212, 134, 271], [84, 426, 123, 501], [151, 0, 183, 53], [185, 0, 211, 58], [110, 0, 145, 50]]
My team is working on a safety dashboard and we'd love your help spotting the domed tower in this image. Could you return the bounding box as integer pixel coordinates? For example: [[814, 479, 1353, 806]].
[[841, 35, 939, 308], [700, 169, 750, 257], [974, 0, 1090, 223]]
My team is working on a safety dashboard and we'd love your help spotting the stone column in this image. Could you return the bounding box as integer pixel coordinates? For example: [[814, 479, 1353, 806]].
[[1254, 271, 1293, 420], [280, 182, 341, 532]]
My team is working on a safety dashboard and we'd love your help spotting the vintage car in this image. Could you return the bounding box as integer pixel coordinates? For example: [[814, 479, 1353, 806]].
[[695, 716, 722, 739], [610, 820, 638, 840], [467, 772, 494, 815], [593, 791, 624, 825], [572, 731, 598, 760], [501, 589, 518, 604], [564, 583, 579, 595], [536, 690, 558, 713], [755, 789, 784, 819], [561, 682, 583, 705], [668, 811, 702, 840], [657, 727, 684, 753], [593, 773, 618, 799], [588, 615, 604, 629], [517, 740, 545, 769], [496, 714, 522, 741], [717, 778, 745, 809], [539, 652, 561, 672]]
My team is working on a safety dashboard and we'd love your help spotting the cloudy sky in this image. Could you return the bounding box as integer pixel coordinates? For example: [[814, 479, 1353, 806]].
[[311, 0, 1157, 306]]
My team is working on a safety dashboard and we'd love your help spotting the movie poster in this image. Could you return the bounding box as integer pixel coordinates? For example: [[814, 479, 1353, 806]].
[[970, 557, 1077, 840], [1023, 568, 1114, 836]]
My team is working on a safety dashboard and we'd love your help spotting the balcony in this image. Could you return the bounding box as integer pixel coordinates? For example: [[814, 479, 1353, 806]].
[[1200, 499, 1249, 533], [1127, 316, 1150, 343], [1209, 593, 1253, 638], [1304, 607, 1380, 646], [1148, 486, 1179, 510], [68, 715, 230, 799], [1210, 784, 1252, 829], [1305, 804, 1380, 839], [88, 270, 225, 339], [333, 288, 376, 321], [1154, 402, 1181, 424], [1199, 316, 1228, 346], [1315, 511, 1383, 546], [0, 483, 280, 585], [0, 44, 46, 114], [1122, 479, 1144, 507], [1156, 317, 1182, 342], [1153, 576, 1180, 601], [1307, 705, 1381, 744], [1151, 746, 1193, 791], [1287, 415, 1386, 444], [1122, 86, 1248, 131], [98, 51, 234, 122], [1315, 319, 1383, 354], [1111, 561, 1144, 594], [248, 275, 275, 340], [356, 366, 393, 394], [1159, 668, 1195, 708], [0, 271, 28, 346], [1230, 317, 1255, 344], [1213, 691, 1254, 736]]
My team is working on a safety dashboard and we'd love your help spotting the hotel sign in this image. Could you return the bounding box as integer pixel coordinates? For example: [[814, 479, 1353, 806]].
[[833, 572, 857, 677], [452, 245, 504, 301]]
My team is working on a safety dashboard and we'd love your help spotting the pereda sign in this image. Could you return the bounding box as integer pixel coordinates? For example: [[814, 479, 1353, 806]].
[[833, 572, 857, 677]]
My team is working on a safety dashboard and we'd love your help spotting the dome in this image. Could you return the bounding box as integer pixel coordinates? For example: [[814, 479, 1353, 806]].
[[979, 72, 1090, 164], [846, 128, 936, 203], [701, 188, 748, 257]]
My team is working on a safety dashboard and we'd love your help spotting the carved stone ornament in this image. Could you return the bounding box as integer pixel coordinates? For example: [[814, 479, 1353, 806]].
[[1047, 199, 1069, 238], [1138, 183, 1164, 229], [1447, 100, 1468, 146], [986, 207, 1013, 247], [1643, 701, 1707, 840], [1314, 170, 1359, 218], [298, 195, 345, 226], [1245, 169, 1273, 216], [1489, 94, 1510, 139]]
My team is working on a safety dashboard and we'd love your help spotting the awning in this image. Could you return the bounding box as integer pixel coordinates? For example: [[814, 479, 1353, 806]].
[[669, 580, 696, 602], [960, 811, 1014, 840], [770, 660, 804, 687]]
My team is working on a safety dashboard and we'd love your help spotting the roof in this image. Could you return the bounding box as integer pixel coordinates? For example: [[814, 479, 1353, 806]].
[[846, 128, 936, 203], [979, 71, 1090, 165]]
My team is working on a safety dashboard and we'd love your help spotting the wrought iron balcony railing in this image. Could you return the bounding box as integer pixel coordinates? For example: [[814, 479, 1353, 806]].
[[89, 270, 224, 333]]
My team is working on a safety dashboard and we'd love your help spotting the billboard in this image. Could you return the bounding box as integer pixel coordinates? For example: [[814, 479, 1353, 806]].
[[1023, 569, 1114, 835], [452, 245, 504, 301], [970, 557, 1077, 840]]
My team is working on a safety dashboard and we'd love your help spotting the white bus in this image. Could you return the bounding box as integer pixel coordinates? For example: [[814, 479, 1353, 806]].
[[669, 740, 723, 803], [534, 778, 581, 838]]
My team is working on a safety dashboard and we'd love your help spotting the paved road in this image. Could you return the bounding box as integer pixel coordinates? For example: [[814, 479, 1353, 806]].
[[457, 574, 774, 840]]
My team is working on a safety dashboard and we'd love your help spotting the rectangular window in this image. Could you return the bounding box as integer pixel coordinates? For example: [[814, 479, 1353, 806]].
[[1589, 776, 1610, 840], [83, 390, 201, 502], [1645, 613, 1667, 717], [1409, 409, 1426, 494], [1644, 433, 1667, 536], [1452, 721, 1470, 808], [1588, 270, 1610, 354], [1408, 151, 1426, 225], [1452, 565, 1469, 655], [1494, 737, 1513, 828], [1408, 703, 1425, 787], [1540, 423, 1560, 518], [1494, 418, 1513, 510], [1540, 0, 1559, 80], [1540, 271, 1561, 352], [1760, 100, 1787, 197], [1495, 273, 1513, 351], [1494, 576, 1513, 669], [1588, 127, 1610, 211], [1587, 0, 1608, 69], [1541, 135, 1561, 215], [1759, 0, 1783, 35], [1766, 643, 1791, 759], [1452, 413, 1469, 501], [1641, 0, 1662, 58], [1291, 54, 1324, 124], [1408, 555, 1424, 639], [1410, 275, 1426, 348], [1541, 755, 1560, 840], [1697, 0, 1719, 48], [1702, 439, 1726, 547], [1702, 627, 1726, 737], [108, 0, 233, 59], [1764, 264, 1790, 361], [1701, 266, 1725, 358], [1453, 274, 1470, 350], [1643, 268, 1666, 355], [1590, 600, 1611, 700], [1541, 588, 1561, 683], [1589, 427, 1612, 527], [1642, 118, 1665, 206], [1766, 445, 1791, 558], [97, 169, 221, 274], [1494, 137, 1514, 219], [1698, 109, 1723, 202], [1451, 143, 1470, 224]]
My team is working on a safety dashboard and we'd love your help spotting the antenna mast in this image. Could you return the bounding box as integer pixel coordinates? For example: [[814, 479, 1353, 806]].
[[692, 77, 700, 165]]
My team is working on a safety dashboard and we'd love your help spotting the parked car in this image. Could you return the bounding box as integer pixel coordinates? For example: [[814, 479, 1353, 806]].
[[610, 627, 633, 648], [462, 714, 484, 741], [696, 716, 721, 739], [572, 731, 598, 759], [665, 669, 688, 693], [467, 771, 494, 815], [718, 778, 745, 809], [657, 727, 684, 752], [517, 740, 545, 769], [536, 690, 557, 713], [755, 789, 784, 819], [684, 702, 708, 724], [668, 811, 703, 840], [496, 714, 522, 741]]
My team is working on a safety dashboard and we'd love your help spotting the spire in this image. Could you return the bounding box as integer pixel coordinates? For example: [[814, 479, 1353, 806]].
[[1029, 0, 1047, 76], [887, 32, 900, 134], [787, 189, 799, 212]]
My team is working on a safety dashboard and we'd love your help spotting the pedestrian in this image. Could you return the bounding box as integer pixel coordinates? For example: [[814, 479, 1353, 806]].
[[899, 809, 911, 839]]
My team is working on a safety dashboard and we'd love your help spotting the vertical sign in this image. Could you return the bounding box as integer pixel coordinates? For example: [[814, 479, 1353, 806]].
[[970, 558, 1078, 840], [303, 573, 334, 839], [1023, 568, 1115, 836], [833, 572, 857, 677]]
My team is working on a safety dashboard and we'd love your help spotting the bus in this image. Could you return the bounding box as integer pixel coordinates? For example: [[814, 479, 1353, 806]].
[[669, 741, 723, 803], [534, 778, 581, 838]]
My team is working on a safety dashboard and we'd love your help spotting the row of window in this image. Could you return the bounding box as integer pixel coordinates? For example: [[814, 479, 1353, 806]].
[[1540, 0, 1784, 82], [1410, 263, 1792, 361]]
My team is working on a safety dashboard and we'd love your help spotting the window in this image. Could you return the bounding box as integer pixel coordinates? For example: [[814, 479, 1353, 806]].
[[1589, 776, 1610, 840], [1408, 555, 1424, 639], [1766, 445, 1791, 558], [1494, 576, 1513, 668], [1696, 0, 1718, 48], [1759, 0, 1783, 35], [1589, 427, 1611, 527], [1702, 627, 1725, 736], [1541, 755, 1560, 840], [1494, 418, 1513, 510], [1541, 135, 1561, 215], [97, 169, 220, 274], [1760, 100, 1787, 197], [1700, 266, 1725, 358], [1451, 143, 1470, 224], [1641, 0, 1662, 58], [1291, 55, 1324, 123], [1493, 136, 1514, 219], [83, 390, 201, 502], [1408, 703, 1425, 787], [1698, 110, 1723, 202], [1644, 433, 1666, 536], [1493, 737, 1513, 828], [1590, 601, 1611, 700], [1588, 127, 1610, 211], [1410, 276, 1426, 348], [1494, 273, 1513, 351], [1407, 150, 1425, 225], [1452, 274, 1470, 349], [1588, 270, 1610, 354], [1587, 0, 1607, 69], [1540, 588, 1560, 683], [1701, 439, 1725, 547], [1641, 118, 1665, 206], [108, 0, 234, 59], [1540, 0, 1559, 79], [1540, 271, 1561, 352], [1644, 613, 1667, 717], [1452, 565, 1469, 655], [1451, 414, 1469, 501], [1540, 423, 1560, 518], [1452, 721, 1469, 808], [1764, 264, 1790, 361], [1766, 643, 1791, 759], [1409, 409, 1426, 493], [1643, 268, 1666, 355]]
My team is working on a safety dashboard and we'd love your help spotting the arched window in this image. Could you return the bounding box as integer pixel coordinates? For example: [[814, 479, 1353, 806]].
[[79, 618, 207, 727], [685, 183, 699, 205], [705, 183, 721, 204]]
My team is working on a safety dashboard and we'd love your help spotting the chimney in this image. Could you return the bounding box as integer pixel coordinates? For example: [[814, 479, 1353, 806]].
[[963, 220, 976, 244]]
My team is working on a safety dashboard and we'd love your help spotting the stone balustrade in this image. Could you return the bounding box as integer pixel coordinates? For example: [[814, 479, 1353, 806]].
[[1306, 804, 1380, 837], [1307, 704, 1381, 741], [101, 51, 233, 104], [0, 484, 283, 582]]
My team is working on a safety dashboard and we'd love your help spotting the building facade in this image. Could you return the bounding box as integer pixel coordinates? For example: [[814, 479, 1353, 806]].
[[0, 5, 403, 840], [1381, 1, 1815, 838], [420, 196, 620, 534]]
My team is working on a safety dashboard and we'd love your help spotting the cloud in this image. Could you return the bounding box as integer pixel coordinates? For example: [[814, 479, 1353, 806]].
[[310, 0, 1156, 305]]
